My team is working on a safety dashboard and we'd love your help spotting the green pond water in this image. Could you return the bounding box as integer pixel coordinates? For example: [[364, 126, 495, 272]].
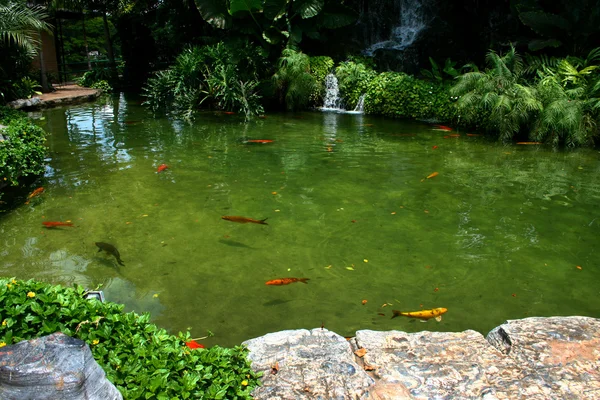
[[2, 93, 600, 347]]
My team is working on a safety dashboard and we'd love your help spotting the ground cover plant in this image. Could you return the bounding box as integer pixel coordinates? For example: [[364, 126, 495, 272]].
[[0, 277, 261, 399], [0, 106, 46, 190]]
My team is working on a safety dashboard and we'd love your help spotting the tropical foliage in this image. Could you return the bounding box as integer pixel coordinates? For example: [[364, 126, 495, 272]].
[[335, 59, 377, 110], [0, 106, 46, 187], [451, 45, 543, 140], [143, 42, 267, 120], [272, 48, 316, 110], [0, 277, 261, 399]]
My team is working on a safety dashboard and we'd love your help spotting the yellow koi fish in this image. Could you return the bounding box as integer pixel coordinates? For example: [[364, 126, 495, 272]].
[[392, 307, 447, 322]]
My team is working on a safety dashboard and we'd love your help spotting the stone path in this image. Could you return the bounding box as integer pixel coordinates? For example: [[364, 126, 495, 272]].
[[243, 316, 600, 399]]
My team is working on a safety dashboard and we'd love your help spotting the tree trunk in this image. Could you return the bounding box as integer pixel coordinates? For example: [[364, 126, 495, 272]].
[[101, 11, 117, 80], [38, 31, 51, 93], [82, 12, 91, 71]]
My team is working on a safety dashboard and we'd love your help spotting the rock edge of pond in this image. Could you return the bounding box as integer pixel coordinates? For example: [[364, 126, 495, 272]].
[[243, 316, 600, 399], [6, 85, 101, 110]]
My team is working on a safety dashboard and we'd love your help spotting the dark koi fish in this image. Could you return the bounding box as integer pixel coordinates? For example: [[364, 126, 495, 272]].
[[42, 221, 74, 228], [265, 278, 309, 286], [157, 164, 169, 173], [221, 216, 268, 225], [95, 242, 125, 266]]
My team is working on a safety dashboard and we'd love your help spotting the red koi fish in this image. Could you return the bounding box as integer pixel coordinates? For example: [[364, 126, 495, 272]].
[[157, 164, 169, 173], [223, 111, 236, 115], [432, 145, 438, 150], [265, 278, 309, 286], [42, 221, 74, 228], [185, 340, 205, 349], [433, 125, 453, 131], [221, 216, 268, 225], [246, 139, 274, 143]]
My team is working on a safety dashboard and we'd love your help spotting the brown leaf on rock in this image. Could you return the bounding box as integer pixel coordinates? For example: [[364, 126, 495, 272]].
[[354, 348, 367, 357]]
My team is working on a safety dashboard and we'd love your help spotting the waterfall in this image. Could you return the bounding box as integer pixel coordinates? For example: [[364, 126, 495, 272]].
[[362, 0, 426, 56], [321, 74, 342, 111], [353, 94, 366, 112]]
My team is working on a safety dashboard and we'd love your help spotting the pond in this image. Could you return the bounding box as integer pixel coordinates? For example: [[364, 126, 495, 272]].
[[1, 93, 600, 347]]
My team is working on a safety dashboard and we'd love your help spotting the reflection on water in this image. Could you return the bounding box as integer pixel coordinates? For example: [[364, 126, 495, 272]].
[[1, 94, 599, 347]]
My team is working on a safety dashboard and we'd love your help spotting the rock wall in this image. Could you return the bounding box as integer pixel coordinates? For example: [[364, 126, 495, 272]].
[[243, 316, 600, 399]]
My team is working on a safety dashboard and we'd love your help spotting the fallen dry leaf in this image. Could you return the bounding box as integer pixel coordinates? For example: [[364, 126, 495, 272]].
[[354, 348, 367, 357], [364, 365, 378, 371]]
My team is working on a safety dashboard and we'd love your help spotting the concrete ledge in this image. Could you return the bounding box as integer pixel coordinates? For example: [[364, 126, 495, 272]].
[[243, 316, 600, 399], [7, 85, 101, 110]]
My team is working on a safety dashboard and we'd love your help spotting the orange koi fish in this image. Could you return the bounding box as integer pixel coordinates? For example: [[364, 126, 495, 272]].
[[185, 340, 205, 349], [392, 307, 447, 321], [517, 142, 543, 145], [223, 111, 236, 115], [246, 139, 274, 143], [25, 187, 44, 204], [265, 278, 309, 286], [466, 133, 482, 137], [433, 125, 453, 131], [426, 172, 439, 179], [221, 216, 268, 225], [157, 164, 169, 173], [42, 221, 74, 228], [432, 145, 438, 150]]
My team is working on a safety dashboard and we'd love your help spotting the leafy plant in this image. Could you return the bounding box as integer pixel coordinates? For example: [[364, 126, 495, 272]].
[[451, 45, 542, 140], [0, 278, 262, 399], [90, 80, 113, 93], [272, 48, 316, 110], [308, 55, 333, 104], [0, 108, 46, 186], [11, 76, 41, 99], [335, 60, 377, 109], [420, 58, 463, 82]]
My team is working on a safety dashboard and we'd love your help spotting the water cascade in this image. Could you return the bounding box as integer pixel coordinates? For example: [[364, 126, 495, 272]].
[[321, 73, 342, 111], [362, 0, 427, 56], [353, 94, 366, 112]]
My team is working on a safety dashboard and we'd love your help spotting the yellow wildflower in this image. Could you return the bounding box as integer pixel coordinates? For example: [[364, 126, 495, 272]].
[[0, 342, 6, 347], [11, 279, 16, 284], [241, 380, 248, 386], [92, 339, 100, 345], [1, 320, 6, 326], [27, 292, 35, 298], [6, 284, 11, 289]]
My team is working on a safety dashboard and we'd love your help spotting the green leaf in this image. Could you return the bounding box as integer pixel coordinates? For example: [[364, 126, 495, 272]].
[[293, 0, 324, 19], [229, 0, 262, 16], [195, 0, 231, 29], [263, 0, 288, 20]]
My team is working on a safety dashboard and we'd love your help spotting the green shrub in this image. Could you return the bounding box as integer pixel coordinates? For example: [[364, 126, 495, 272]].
[[90, 80, 113, 93], [0, 108, 46, 186], [335, 61, 377, 109], [0, 278, 261, 399], [77, 67, 113, 88], [365, 72, 456, 121], [309, 56, 334, 104], [11, 77, 42, 99], [272, 49, 316, 111]]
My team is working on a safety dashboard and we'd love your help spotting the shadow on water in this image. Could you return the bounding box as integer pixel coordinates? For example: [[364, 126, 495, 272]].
[[218, 239, 255, 249]]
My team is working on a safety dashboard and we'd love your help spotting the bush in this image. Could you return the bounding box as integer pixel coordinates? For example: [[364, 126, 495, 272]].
[[0, 107, 47, 187], [272, 49, 316, 111], [77, 68, 114, 91], [0, 278, 261, 399], [90, 80, 113, 93], [335, 61, 377, 110], [309, 56, 334, 105], [365, 72, 457, 122]]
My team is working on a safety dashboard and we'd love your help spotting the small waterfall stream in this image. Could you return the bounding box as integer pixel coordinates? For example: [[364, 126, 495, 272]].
[[319, 74, 365, 114]]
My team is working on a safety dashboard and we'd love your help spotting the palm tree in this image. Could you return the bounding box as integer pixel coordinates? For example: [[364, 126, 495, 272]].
[[451, 45, 542, 141], [0, 0, 52, 54]]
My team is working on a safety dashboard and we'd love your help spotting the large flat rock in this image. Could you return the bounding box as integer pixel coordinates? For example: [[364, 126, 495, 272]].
[[245, 316, 600, 399]]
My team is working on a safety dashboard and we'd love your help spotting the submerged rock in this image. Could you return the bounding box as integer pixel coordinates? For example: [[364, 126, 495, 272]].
[[0, 332, 121, 400]]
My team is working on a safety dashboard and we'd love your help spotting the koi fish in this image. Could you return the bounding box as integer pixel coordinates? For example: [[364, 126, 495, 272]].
[[265, 278, 309, 285], [42, 221, 74, 228], [221, 216, 268, 225], [517, 142, 543, 145], [95, 242, 124, 266], [25, 187, 45, 204], [157, 164, 169, 173], [432, 145, 438, 150], [223, 111, 236, 115], [426, 172, 439, 179], [433, 125, 453, 131], [185, 340, 205, 349], [466, 133, 482, 137], [246, 139, 274, 143], [392, 307, 447, 321]]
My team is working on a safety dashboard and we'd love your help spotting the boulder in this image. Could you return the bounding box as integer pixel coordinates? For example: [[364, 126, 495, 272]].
[[0, 332, 122, 400]]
